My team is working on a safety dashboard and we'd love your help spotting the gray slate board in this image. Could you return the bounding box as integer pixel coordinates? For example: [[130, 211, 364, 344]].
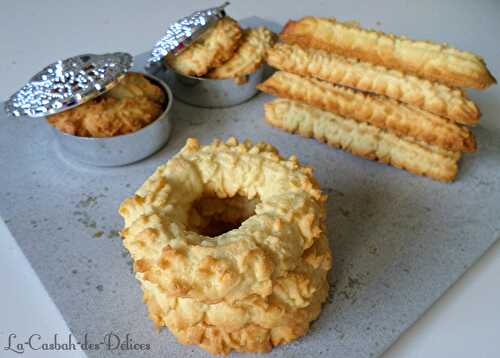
[[1, 5, 500, 358]]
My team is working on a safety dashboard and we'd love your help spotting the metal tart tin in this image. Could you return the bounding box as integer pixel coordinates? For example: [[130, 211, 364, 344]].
[[51, 73, 173, 167], [155, 67, 263, 108]]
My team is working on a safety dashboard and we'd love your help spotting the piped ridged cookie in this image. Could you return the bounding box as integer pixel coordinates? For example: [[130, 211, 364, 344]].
[[265, 99, 460, 182], [266, 43, 480, 124], [207, 27, 275, 80], [280, 16, 496, 89], [47, 73, 164, 137], [165, 17, 242, 77], [257, 71, 476, 152]]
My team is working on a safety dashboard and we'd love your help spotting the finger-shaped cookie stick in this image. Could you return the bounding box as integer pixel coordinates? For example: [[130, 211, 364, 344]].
[[280, 17, 496, 89], [266, 43, 480, 125], [257, 71, 476, 152], [265, 99, 460, 182]]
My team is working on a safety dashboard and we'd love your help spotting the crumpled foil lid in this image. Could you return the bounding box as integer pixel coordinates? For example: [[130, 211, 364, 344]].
[[4, 52, 133, 118], [148, 2, 229, 67]]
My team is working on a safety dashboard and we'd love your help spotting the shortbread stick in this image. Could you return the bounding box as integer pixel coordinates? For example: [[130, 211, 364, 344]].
[[207, 27, 275, 80], [165, 17, 242, 77], [257, 71, 476, 152], [266, 43, 480, 125], [280, 17, 496, 89], [264, 99, 460, 182]]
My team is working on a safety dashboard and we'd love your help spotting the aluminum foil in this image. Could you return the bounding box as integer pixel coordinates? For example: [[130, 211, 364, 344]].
[[148, 2, 229, 67], [4, 52, 133, 117]]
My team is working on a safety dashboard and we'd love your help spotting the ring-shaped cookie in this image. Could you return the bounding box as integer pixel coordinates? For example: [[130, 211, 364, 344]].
[[119, 137, 332, 354]]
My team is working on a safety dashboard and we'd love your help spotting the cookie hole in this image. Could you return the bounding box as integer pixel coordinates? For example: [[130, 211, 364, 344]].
[[188, 194, 259, 237]]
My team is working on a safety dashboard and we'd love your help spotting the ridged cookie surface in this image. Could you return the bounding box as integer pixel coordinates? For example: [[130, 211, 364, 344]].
[[106, 72, 165, 104], [47, 73, 164, 137], [119, 138, 332, 355], [280, 17, 496, 89], [207, 27, 275, 80], [266, 43, 480, 124], [257, 71, 476, 152], [265, 99, 460, 182], [165, 17, 242, 77]]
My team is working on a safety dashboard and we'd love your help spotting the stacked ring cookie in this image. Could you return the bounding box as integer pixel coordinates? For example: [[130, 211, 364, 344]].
[[119, 138, 332, 355]]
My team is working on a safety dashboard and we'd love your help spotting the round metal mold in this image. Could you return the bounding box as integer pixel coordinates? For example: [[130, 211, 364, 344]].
[[51, 73, 173, 167], [156, 66, 263, 108]]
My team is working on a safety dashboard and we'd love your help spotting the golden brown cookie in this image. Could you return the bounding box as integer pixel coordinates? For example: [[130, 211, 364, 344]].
[[165, 17, 242, 77], [47, 73, 164, 137], [280, 17, 496, 89], [257, 71, 476, 152], [107, 72, 165, 104], [265, 99, 460, 182], [207, 27, 275, 80], [119, 137, 332, 355], [266, 43, 480, 124]]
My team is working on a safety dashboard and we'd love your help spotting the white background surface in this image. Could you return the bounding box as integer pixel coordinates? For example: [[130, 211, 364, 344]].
[[1, 1, 499, 357]]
